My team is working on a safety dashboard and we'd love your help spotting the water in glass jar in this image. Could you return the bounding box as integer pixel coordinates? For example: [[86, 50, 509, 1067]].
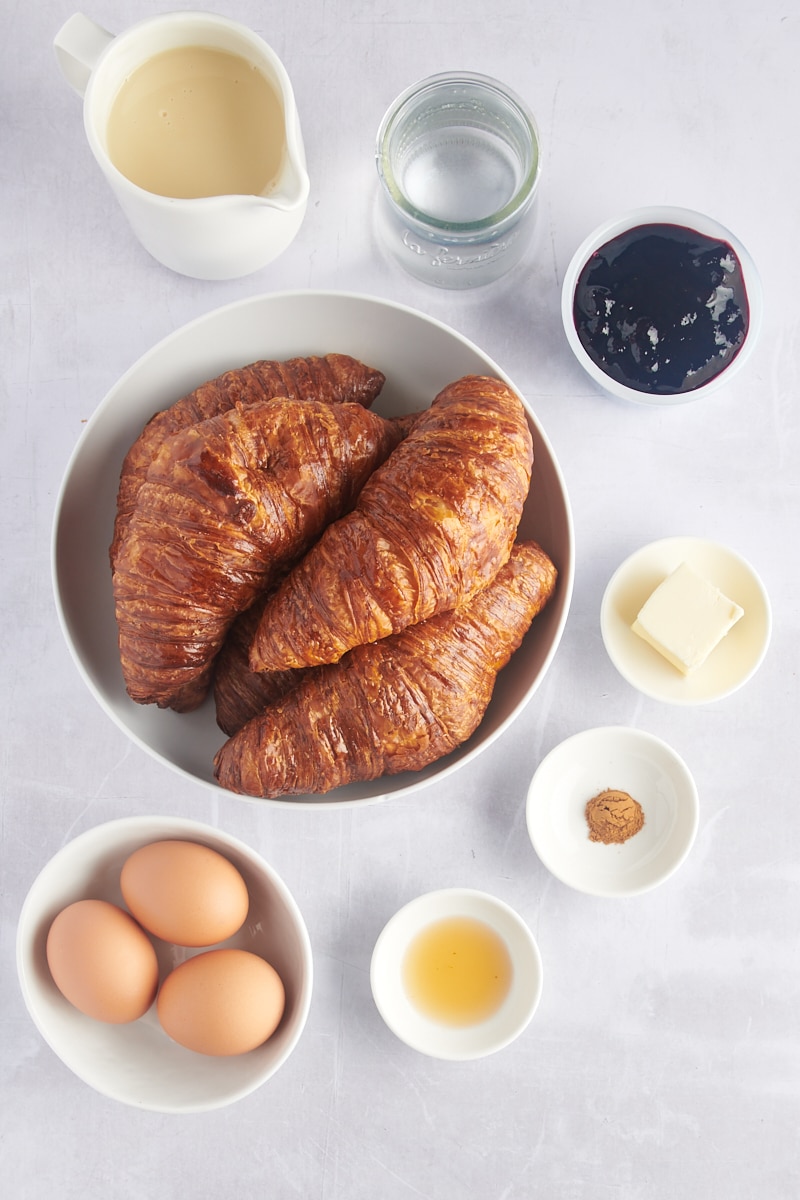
[[376, 73, 541, 287], [400, 126, 521, 223]]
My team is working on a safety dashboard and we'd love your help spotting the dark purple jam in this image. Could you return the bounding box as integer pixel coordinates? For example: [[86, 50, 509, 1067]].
[[572, 222, 750, 395]]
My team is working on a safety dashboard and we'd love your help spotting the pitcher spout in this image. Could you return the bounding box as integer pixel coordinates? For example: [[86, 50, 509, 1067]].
[[263, 160, 310, 212], [262, 108, 310, 212]]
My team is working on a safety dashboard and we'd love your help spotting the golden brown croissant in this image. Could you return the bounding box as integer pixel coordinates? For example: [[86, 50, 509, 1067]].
[[113, 398, 409, 713], [248, 375, 533, 674], [110, 354, 386, 565], [214, 541, 557, 798], [213, 591, 306, 736]]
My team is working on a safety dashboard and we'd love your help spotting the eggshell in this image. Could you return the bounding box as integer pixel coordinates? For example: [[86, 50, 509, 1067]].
[[120, 840, 250, 947], [46, 899, 159, 1023], [157, 948, 285, 1056]]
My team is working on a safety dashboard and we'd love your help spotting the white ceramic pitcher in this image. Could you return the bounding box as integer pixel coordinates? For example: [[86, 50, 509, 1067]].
[[54, 12, 310, 280]]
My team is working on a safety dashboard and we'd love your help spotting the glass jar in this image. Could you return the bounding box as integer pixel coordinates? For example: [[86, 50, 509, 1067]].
[[375, 72, 542, 289]]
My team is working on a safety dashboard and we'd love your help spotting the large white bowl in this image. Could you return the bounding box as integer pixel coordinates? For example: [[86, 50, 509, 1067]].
[[16, 817, 313, 1112], [52, 290, 574, 807]]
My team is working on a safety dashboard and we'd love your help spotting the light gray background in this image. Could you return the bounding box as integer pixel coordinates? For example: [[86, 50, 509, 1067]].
[[3, 1, 799, 1196]]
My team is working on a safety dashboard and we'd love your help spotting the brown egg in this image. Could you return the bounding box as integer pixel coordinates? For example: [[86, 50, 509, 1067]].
[[157, 948, 285, 1056], [120, 840, 250, 947], [46, 899, 159, 1023]]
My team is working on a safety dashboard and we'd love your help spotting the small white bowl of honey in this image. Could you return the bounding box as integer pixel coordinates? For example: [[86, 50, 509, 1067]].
[[369, 888, 542, 1060]]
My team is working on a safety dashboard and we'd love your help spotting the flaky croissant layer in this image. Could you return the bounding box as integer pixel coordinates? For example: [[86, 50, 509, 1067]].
[[248, 374, 534, 674], [213, 588, 306, 737], [214, 541, 557, 799], [110, 353, 385, 567], [113, 398, 409, 713]]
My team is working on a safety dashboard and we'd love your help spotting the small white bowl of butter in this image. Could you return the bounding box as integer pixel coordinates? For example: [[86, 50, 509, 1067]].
[[600, 536, 771, 704], [370, 889, 542, 1061]]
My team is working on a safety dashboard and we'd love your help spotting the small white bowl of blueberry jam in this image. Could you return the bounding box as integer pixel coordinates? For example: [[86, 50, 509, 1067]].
[[561, 206, 762, 405]]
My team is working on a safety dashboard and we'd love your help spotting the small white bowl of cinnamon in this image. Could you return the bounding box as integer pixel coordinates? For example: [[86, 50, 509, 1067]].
[[525, 726, 699, 897]]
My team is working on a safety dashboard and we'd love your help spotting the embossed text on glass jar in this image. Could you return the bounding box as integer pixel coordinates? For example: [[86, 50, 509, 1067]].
[[375, 72, 542, 289]]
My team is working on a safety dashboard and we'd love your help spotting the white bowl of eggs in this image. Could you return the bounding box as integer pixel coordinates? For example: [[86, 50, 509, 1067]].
[[16, 816, 313, 1112]]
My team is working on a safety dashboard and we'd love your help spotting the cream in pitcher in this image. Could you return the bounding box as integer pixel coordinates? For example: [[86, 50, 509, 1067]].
[[106, 45, 287, 200], [53, 13, 309, 279]]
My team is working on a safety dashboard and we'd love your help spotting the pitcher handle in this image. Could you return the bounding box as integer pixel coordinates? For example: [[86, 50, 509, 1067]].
[[54, 13, 114, 97]]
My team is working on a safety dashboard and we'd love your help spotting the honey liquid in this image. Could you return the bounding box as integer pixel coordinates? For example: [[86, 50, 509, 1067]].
[[106, 45, 286, 199], [402, 916, 512, 1026]]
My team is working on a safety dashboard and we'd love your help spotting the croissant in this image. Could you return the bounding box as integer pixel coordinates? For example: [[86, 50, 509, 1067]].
[[213, 591, 306, 736], [214, 541, 557, 798], [113, 398, 409, 712], [110, 354, 385, 565], [248, 375, 533, 674]]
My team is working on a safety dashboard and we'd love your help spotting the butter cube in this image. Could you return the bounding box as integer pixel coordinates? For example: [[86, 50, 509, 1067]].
[[632, 561, 744, 675]]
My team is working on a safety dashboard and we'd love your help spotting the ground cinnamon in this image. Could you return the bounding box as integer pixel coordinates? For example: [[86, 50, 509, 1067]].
[[585, 788, 644, 844]]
